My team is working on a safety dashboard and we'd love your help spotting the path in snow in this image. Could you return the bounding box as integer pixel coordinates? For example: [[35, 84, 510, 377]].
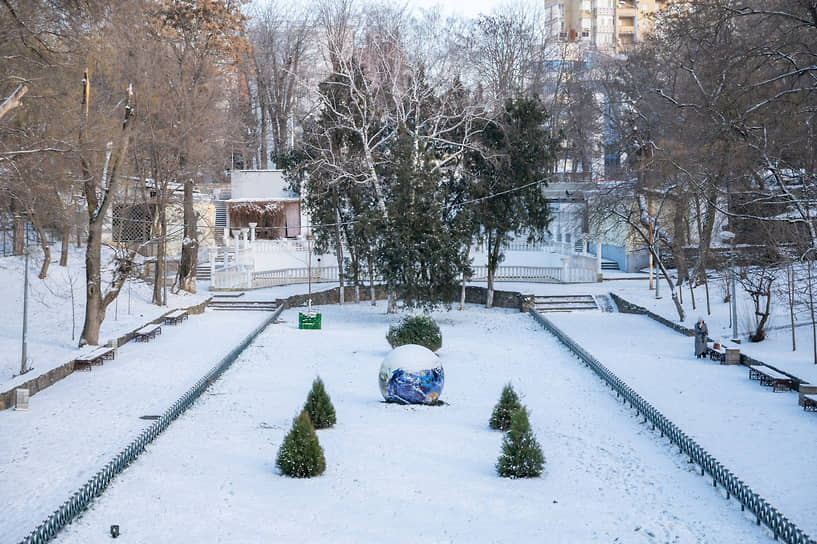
[[0, 310, 270, 544], [549, 311, 817, 536], [46, 304, 769, 543]]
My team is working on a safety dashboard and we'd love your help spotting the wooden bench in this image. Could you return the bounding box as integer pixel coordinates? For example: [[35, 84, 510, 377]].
[[802, 394, 817, 412], [163, 310, 188, 325], [748, 365, 793, 392], [133, 323, 162, 342], [74, 346, 115, 371]]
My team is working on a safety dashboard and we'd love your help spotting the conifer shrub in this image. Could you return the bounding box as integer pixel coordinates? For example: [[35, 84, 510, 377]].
[[496, 407, 545, 479], [386, 315, 442, 351], [276, 411, 326, 478], [489, 383, 522, 431], [304, 376, 336, 429]]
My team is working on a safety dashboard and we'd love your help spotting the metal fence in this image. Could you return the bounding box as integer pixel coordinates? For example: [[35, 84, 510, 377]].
[[0, 224, 61, 257], [18, 305, 284, 544], [529, 309, 815, 544]]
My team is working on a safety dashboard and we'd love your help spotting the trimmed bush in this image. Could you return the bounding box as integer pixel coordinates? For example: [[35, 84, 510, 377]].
[[496, 407, 545, 479], [386, 315, 442, 351], [304, 376, 336, 429], [276, 411, 326, 478], [489, 383, 522, 431]]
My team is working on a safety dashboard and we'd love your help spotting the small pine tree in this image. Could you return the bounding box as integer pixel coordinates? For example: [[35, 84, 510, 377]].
[[276, 411, 326, 478], [496, 407, 545, 479], [489, 383, 522, 431], [304, 376, 336, 429]]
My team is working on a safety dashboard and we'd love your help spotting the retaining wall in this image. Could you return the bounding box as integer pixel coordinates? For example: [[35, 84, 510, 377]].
[[0, 299, 211, 411]]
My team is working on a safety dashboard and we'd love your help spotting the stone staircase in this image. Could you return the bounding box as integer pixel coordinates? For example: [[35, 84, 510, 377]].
[[601, 260, 620, 271], [533, 294, 599, 312], [209, 293, 277, 311]]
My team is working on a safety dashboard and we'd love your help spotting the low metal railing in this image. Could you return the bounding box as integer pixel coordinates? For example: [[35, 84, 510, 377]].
[[529, 309, 815, 544], [18, 306, 284, 544]]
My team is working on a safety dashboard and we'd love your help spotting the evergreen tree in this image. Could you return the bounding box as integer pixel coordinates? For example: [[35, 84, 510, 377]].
[[496, 407, 545, 478], [465, 96, 560, 308], [276, 411, 326, 478], [489, 383, 522, 431], [304, 376, 337, 429]]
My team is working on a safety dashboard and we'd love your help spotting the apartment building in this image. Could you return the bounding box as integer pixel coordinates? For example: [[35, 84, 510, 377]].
[[545, 0, 671, 54]]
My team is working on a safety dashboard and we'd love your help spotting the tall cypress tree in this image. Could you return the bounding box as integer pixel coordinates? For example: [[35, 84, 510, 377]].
[[304, 376, 337, 429], [496, 407, 545, 478], [276, 411, 326, 478], [489, 383, 522, 431]]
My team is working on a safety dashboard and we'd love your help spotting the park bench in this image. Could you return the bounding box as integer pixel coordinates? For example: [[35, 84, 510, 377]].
[[133, 323, 162, 342], [74, 346, 115, 371], [163, 310, 188, 325], [802, 394, 817, 412], [748, 365, 793, 392]]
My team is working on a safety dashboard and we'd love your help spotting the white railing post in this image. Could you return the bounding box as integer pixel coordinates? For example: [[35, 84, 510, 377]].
[[561, 257, 570, 283], [596, 239, 603, 282], [209, 245, 216, 279], [248, 222, 257, 246]]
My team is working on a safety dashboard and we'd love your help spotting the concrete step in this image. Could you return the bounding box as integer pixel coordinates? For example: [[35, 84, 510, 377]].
[[533, 294, 598, 312], [209, 300, 276, 311]]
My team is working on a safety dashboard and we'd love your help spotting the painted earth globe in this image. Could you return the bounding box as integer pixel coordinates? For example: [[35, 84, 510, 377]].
[[378, 344, 444, 405]]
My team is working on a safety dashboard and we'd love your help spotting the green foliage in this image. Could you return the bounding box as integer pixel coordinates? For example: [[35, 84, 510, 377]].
[[466, 96, 560, 278], [276, 411, 326, 478], [376, 126, 472, 309], [496, 407, 545, 479], [489, 383, 522, 431], [304, 376, 336, 429], [386, 314, 443, 351]]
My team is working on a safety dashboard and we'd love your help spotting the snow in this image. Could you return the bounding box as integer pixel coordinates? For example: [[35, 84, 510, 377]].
[[380, 343, 439, 372], [5, 302, 768, 544], [1, 246, 815, 543], [0, 247, 209, 392]]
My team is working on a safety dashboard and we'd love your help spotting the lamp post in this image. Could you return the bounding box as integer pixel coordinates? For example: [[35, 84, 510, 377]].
[[721, 230, 738, 342], [20, 246, 30, 375]]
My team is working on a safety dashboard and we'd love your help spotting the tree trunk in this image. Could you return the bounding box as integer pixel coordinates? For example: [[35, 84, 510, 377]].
[[460, 245, 471, 311], [368, 255, 376, 307], [60, 226, 69, 267], [176, 178, 198, 293], [486, 232, 501, 309], [153, 216, 166, 305], [31, 217, 50, 279], [334, 207, 344, 306], [80, 221, 105, 346], [692, 187, 718, 284], [13, 213, 25, 255], [79, 79, 134, 347]]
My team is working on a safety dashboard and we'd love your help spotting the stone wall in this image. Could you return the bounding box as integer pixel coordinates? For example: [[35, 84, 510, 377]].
[[281, 285, 389, 308], [610, 293, 694, 336], [0, 299, 212, 411]]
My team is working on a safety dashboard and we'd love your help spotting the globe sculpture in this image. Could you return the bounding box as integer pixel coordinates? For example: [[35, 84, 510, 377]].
[[378, 344, 444, 405]]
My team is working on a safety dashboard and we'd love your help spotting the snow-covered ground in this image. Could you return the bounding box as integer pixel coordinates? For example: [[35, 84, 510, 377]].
[[4, 302, 769, 544], [0, 247, 209, 392], [3, 245, 816, 543]]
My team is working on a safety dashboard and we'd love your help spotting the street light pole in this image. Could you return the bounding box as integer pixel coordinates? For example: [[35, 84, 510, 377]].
[[730, 237, 738, 342], [20, 248, 29, 375], [721, 230, 738, 342]]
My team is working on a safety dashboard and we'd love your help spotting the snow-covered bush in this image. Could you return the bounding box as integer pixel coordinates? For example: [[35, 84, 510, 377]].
[[276, 411, 326, 478], [303, 376, 336, 429], [386, 315, 442, 351], [489, 383, 522, 431], [496, 407, 545, 479]]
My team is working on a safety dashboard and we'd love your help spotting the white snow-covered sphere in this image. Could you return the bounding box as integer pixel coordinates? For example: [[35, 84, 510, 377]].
[[378, 344, 444, 405]]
